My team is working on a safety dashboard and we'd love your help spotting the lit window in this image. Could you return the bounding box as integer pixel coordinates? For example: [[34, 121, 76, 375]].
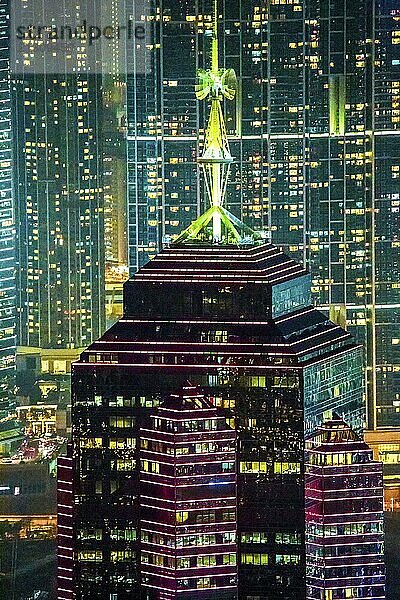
[[274, 462, 301, 474], [241, 553, 268, 565], [78, 550, 102, 562], [240, 461, 268, 473], [276, 554, 300, 565], [79, 437, 102, 449]]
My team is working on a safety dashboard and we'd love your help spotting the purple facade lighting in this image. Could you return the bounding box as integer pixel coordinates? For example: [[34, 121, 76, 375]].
[[57, 449, 75, 600], [140, 386, 237, 599], [306, 417, 385, 600]]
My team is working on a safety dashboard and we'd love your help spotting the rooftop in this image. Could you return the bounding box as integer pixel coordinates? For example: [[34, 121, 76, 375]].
[[132, 243, 307, 286], [308, 416, 371, 454], [161, 385, 214, 412]]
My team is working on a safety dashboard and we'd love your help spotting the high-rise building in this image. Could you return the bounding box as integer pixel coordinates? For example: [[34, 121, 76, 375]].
[[103, 80, 128, 281], [0, 0, 16, 398], [102, 0, 128, 283], [126, 0, 400, 429], [306, 417, 385, 600], [63, 239, 364, 600], [12, 0, 105, 352], [139, 386, 237, 598]]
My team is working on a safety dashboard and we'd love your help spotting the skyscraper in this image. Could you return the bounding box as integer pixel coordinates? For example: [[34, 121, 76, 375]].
[[306, 417, 385, 599], [0, 0, 16, 398], [126, 0, 400, 429], [12, 0, 105, 353], [63, 238, 364, 599], [102, 0, 128, 281]]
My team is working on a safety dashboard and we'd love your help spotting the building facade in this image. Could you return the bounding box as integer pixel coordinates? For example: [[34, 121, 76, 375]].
[[64, 241, 364, 599], [57, 449, 75, 600], [1, 461, 58, 598], [0, 0, 16, 392], [126, 0, 400, 428], [12, 0, 105, 351], [140, 386, 237, 599], [306, 417, 385, 600], [365, 428, 400, 511]]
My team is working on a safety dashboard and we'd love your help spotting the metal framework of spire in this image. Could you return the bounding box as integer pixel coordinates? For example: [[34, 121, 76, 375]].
[[174, 0, 261, 245]]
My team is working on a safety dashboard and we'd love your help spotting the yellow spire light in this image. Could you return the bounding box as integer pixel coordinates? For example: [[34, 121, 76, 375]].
[[196, 0, 236, 241], [173, 0, 261, 246]]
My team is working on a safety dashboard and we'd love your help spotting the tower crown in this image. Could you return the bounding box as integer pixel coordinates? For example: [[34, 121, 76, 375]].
[[174, 0, 260, 245]]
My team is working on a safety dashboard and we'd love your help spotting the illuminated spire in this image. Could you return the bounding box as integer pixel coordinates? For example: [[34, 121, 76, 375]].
[[174, 0, 260, 245]]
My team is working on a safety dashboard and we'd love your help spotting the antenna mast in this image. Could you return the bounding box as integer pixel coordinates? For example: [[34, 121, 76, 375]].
[[173, 0, 261, 245], [197, 0, 235, 241]]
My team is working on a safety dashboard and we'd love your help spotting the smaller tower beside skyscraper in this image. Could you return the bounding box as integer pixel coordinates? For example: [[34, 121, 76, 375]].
[[57, 447, 74, 600], [306, 417, 385, 600], [140, 386, 237, 598]]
